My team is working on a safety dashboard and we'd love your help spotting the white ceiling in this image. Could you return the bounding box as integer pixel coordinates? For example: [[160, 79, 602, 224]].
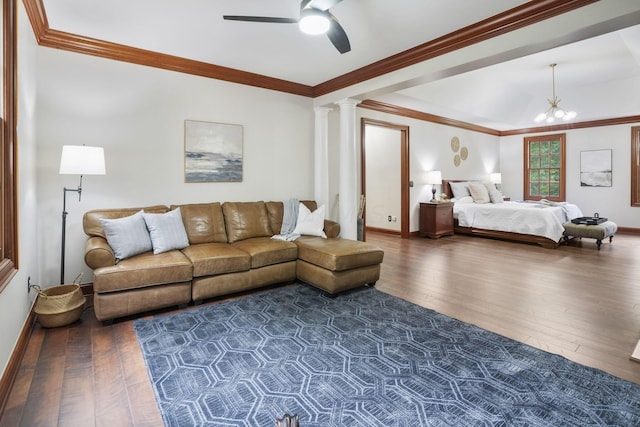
[[40, 0, 640, 131]]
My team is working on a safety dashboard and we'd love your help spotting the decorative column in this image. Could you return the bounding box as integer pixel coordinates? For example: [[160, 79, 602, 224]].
[[335, 98, 360, 240], [313, 107, 332, 208]]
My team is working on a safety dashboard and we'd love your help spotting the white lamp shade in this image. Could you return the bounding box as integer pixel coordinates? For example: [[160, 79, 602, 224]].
[[426, 170, 442, 185], [489, 173, 502, 184], [59, 145, 106, 175]]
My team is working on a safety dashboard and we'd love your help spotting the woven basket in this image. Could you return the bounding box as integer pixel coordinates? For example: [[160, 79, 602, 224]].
[[34, 284, 86, 328]]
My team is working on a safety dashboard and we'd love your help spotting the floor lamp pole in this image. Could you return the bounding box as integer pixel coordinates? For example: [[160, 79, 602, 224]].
[[61, 176, 83, 284]]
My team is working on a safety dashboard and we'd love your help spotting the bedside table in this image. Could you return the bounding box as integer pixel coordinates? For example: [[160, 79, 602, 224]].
[[419, 202, 454, 239]]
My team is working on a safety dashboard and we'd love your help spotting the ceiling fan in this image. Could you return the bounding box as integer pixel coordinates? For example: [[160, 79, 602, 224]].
[[223, 0, 351, 54]]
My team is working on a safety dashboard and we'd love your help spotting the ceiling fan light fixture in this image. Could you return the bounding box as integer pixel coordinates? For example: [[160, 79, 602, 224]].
[[299, 9, 330, 35], [534, 64, 577, 124]]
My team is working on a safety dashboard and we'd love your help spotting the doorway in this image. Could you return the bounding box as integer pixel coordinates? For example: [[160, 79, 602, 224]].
[[361, 118, 410, 239]]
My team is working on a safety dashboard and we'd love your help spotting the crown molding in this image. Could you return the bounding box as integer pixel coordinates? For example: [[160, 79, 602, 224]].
[[359, 100, 640, 136], [22, 0, 314, 97], [359, 100, 501, 136], [25, 0, 632, 135], [23, 0, 597, 100], [312, 0, 598, 96], [500, 115, 640, 136]]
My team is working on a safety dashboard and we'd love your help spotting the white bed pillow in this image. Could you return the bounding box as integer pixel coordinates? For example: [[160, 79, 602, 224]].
[[293, 203, 327, 238], [143, 207, 190, 254], [100, 210, 152, 262], [453, 196, 474, 204], [449, 181, 471, 199], [468, 182, 491, 204], [484, 181, 504, 203]]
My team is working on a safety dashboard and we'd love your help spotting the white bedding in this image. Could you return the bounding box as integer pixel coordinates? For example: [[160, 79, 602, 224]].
[[453, 200, 583, 242]]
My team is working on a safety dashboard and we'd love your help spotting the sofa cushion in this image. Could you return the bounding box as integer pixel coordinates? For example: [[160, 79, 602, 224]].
[[143, 208, 190, 254], [99, 210, 153, 262], [93, 250, 193, 293], [223, 201, 273, 243], [172, 202, 228, 244], [182, 243, 251, 277], [295, 237, 384, 272], [231, 237, 298, 269]]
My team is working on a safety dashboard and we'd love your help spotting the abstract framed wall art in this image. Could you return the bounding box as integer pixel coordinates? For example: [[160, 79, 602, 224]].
[[184, 120, 243, 183], [580, 149, 612, 187]]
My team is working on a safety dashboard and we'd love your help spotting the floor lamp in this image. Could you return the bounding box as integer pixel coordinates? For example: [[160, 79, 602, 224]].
[[59, 145, 106, 284]]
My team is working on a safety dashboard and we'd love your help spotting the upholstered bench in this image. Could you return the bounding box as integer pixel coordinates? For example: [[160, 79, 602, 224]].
[[295, 237, 384, 295], [563, 221, 618, 250]]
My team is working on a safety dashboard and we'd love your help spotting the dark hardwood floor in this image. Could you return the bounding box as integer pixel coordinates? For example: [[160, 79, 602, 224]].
[[2, 231, 640, 426]]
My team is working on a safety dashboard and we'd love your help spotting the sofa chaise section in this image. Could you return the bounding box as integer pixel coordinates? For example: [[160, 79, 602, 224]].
[[295, 236, 384, 294]]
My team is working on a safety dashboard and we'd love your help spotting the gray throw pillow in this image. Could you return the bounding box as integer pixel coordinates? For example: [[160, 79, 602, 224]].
[[143, 207, 189, 254], [100, 210, 152, 262]]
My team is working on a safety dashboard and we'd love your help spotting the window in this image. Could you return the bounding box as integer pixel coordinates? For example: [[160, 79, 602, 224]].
[[632, 126, 640, 207], [0, 0, 19, 293], [523, 134, 566, 202]]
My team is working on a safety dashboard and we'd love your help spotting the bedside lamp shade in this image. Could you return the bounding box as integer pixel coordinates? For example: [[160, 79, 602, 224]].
[[426, 170, 442, 185], [489, 173, 502, 185], [59, 145, 106, 175], [426, 170, 442, 202]]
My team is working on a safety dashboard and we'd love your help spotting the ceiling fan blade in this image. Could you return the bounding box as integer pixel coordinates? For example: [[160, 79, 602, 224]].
[[326, 15, 350, 54], [223, 15, 298, 24], [300, 0, 313, 11]]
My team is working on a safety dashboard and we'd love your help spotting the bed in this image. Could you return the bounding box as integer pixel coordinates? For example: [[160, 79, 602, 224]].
[[443, 179, 583, 249]]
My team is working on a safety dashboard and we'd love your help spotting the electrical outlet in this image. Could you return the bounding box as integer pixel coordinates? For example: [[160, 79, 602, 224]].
[[27, 276, 31, 293], [387, 215, 392, 222]]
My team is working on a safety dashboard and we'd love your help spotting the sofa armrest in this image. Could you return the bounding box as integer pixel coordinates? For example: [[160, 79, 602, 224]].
[[324, 219, 340, 238], [85, 236, 116, 269]]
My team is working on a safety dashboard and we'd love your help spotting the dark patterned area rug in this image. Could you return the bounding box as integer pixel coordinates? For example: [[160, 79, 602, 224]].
[[134, 284, 640, 426]]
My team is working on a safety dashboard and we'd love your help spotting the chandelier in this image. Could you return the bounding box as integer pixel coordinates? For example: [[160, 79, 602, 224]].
[[534, 63, 577, 123]]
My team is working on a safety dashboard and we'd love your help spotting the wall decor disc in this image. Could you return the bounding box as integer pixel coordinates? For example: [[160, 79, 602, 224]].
[[454, 154, 461, 167], [460, 146, 469, 160], [451, 136, 460, 152]]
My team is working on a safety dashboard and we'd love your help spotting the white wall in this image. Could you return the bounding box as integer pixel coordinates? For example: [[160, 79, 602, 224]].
[[329, 108, 500, 233], [0, 2, 40, 378], [500, 124, 640, 228], [34, 48, 316, 287]]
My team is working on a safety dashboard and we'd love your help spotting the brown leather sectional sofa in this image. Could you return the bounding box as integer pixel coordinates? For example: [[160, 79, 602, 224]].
[[83, 200, 384, 324]]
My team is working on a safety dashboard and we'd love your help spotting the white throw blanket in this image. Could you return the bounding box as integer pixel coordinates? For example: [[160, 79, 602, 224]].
[[272, 198, 300, 241]]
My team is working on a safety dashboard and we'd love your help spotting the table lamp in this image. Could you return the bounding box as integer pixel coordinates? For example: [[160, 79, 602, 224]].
[[426, 171, 442, 202]]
